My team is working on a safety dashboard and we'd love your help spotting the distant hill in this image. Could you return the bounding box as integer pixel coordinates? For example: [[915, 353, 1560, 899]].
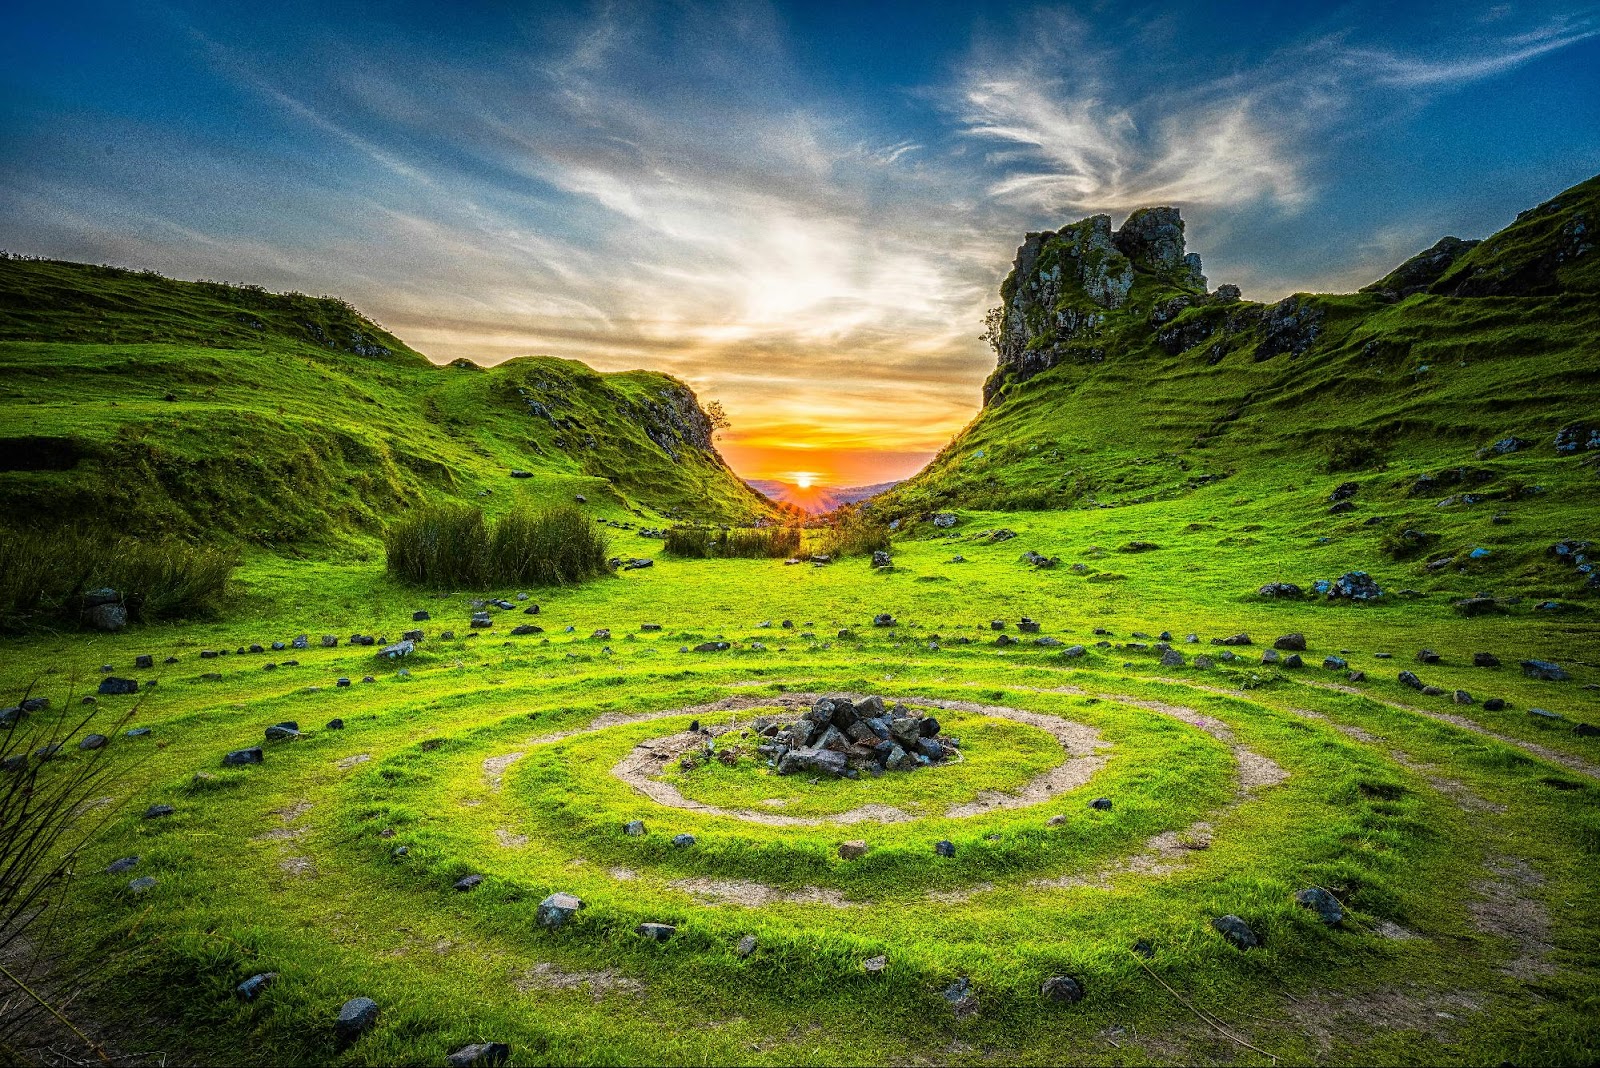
[[747, 478, 901, 513], [0, 257, 772, 544]]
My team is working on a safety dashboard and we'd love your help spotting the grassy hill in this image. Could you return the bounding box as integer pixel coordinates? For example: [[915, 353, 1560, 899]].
[[0, 258, 772, 547], [880, 175, 1600, 606]]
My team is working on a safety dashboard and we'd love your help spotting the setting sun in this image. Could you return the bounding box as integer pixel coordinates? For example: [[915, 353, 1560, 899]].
[[793, 472, 816, 489]]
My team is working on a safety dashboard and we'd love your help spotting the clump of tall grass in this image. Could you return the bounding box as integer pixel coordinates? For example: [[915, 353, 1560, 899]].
[[816, 507, 890, 558], [385, 503, 609, 588], [0, 529, 237, 633], [662, 525, 802, 559], [1, 688, 137, 1063]]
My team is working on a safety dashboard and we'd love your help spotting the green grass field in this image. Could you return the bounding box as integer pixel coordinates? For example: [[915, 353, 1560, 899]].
[[2, 176, 1599, 1065]]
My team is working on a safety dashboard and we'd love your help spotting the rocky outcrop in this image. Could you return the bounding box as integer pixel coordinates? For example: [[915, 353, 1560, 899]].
[[1361, 236, 1480, 301], [986, 207, 1208, 402]]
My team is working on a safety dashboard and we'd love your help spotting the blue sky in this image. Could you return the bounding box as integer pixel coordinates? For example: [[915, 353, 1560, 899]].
[[3, 0, 1598, 483]]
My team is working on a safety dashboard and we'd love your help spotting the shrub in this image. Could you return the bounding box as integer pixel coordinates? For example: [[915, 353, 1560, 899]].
[[662, 525, 802, 560], [0, 529, 237, 633], [817, 508, 890, 558], [385, 503, 608, 588]]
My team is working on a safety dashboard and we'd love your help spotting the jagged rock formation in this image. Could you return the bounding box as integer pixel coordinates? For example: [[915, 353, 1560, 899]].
[[1360, 237, 1481, 302], [988, 207, 1209, 402]]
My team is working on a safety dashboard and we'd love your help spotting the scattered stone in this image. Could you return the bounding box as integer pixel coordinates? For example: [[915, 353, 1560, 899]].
[[454, 874, 484, 891], [1212, 633, 1252, 646], [1274, 633, 1307, 651], [838, 840, 870, 861], [1257, 582, 1303, 598], [943, 976, 979, 1017], [1520, 659, 1570, 681], [447, 1044, 510, 1068], [265, 723, 301, 741], [223, 747, 264, 767], [78, 733, 108, 750], [327, 718, 345, 729], [693, 641, 730, 652], [934, 839, 955, 857], [106, 856, 139, 874], [536, 893, 584, 929], [672, 833, 696, 848], [1294, 887, 1343, 924], [144, 804, 174, 819], [1212, 915, 1259, 950], [1040, 975, 1085, 1005], [88, 602, 128, 632], [871, 550, 892, 568], [97, 677, 139, 696], [736, 935, 758, 958], [1323, 655, 1348, 670], [1282, 653, 1304, 668], [335, 997, 379, 1043], [636, 922, 676, 942], [237, 972, 276, 1000], [1088, 797, 1112, 811], [1529, 707, 1565, 721], [624, 820, 647, 836], [1416, 649, 1442, 664], [1483, 697, 1507, 711], [127, 876, 157, 894], [1398, 670, 1425, 690], [863, 955, 888, 974]]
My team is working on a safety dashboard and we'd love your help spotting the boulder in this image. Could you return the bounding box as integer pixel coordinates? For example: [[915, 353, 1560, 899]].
[[934, 840, 955, 857], [871, 550, 892, 569], [1257, 582, 1303, 598], [335, 997, 379, 1043], [79, 733, 108, 750], [624, 820, 647, 836], [223, 747, 264, 767], [88, 603, 127, 632], [1274, 633, 1307, 651], [635, 922, 675, 942], [1520, 659, 1570, 681], [379, 640, 414, 659], [1212, 915, 1260, 950], [1040, 975, 1085, 1005], [447, 1044, 511, 1068], [777, 747, 847, 777], [1293, 887, 1343, 924], [98, 677, 139, 696], [1398, 670, 1425, 690], [672, 833, 696, 848], [536, 892, 584, 929]]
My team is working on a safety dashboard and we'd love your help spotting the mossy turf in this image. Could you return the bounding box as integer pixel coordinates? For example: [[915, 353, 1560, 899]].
[[4, 497, 1598, 1066]]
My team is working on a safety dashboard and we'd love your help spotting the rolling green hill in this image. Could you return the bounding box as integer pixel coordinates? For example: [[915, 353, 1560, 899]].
[[881, 175, 1600, 604], [0, 258, 772, 545]]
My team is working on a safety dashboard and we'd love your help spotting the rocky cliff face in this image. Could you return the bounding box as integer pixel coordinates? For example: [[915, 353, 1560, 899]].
[[987, 207, 1209, 402]]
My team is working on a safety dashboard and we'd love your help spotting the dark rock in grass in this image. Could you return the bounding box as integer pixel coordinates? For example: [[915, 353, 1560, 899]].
[[1262, 648, 1280, 665], [401, 630, 424, 642], [200, 650, 219, 660], [1454, 690, 1474, 705], [336, 677, 351, 688], [453, 874, 484, 891], [265, 723, 300, 741], [1257, 582, 1303, 598], [82, 587, 120, 608], [934, 840, 955, 857], [1212, 633, 1252, 646], [1132, 939, 1156, 958], [106, 856, 139, 874], [1325, 571, 1383, 601], [127, 876, 157, 894], [379, 640, 414, 659], [1454, 596, 1505, 617], [672, 833, 696, 848], [942, 976, 979, 1017], [88, 603, 127, 632], [736, 935, 758, 958], [237, 972, 277, 1000], [362, 676, 376, 684], [79, 733, 108, 750], [470, 613, 493, 629], [1347, 670, 1366, 682], [1088, 797, 1113, 811], [32, 744, 60, 760], [1041, 975, 1085, 1005], [1421, 685, 1446, 697], [223, 747, 263, 767], [870, 550, 892, 568], [1018, 617, 1041, 633], [1329, 500, 1355, 514], [1117, 541, 1160, 553], [523, 605, 540, 615], [447, 1043, 511, 1068], [838, 840, 869, 860], [262, 663, 278, 672], [134, 654, 154, 669], [1294, 887, 1344, 924], [1416, 649, 1441, 664], [1282, 653, 1304, 668], [863, 955, 888, 974], [440, 630, 456, 640], [510, 470, 533, 478], [335, 997, 379, 1043], [872, 613, 896, 627], [777, 747, 847, 777], [1324, 656, 1348, 670], [1160, 648, 1186, 667], [1274, 633, 1307, 651], [1195, 655, 1216, 669], [1529, 707, 1565, 721], [1520, 659, 1570, 681], [635, 922, 676, 942], [641, 623, 662, 631], [144, 804, 174, 819], [624, 820, 647, 836], [326, 717, 345, 730], [98, 677, 139, 696], [1573, 722, 1600, 737], [1212, 915, 1259, 950], [510, 624, 542, 636], [693, 641, 730, 652], [412, 610, 432, 622], [1398, 671, 1425, 690], [536, 892, 584, 929], [1061, 644, 1087, 658]]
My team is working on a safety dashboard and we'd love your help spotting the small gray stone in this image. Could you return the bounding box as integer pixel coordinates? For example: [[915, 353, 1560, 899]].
[[98, 677, 139, 696], [1520, 659, 1570, 681], [624, 820, 646, 836], [223, 747, 264, 767], [934, 839, 955, 857], [127, 876, 157, 894], [636, 922, 676, 942], [335, 996, 379, 1043], [862, 954, 888, 974], [1212, 914, 1259, 950], [1088, 797, 1112, 811], [106, 856, 139, 874], [236, 972, 276, 1000], [1294, 887, 1343, 924], [453, 874, 484, 891], [79, 733, 108, 750], [447, 1044, 510, 1068], [736, 934, 758, 958], [144, 804, 174, 819], [672, 833, 696, 848], [536, 892, 584, 929], [1040, 975, 1085, 1005]]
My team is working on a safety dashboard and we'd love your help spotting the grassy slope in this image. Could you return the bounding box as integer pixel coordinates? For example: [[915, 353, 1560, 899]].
[[884, 176, 1600, 609], [0, 258, 771, 545]]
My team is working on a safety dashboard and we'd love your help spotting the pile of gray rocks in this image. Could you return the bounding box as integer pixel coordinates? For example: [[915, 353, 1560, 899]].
[[753, 695, 952, 778]]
